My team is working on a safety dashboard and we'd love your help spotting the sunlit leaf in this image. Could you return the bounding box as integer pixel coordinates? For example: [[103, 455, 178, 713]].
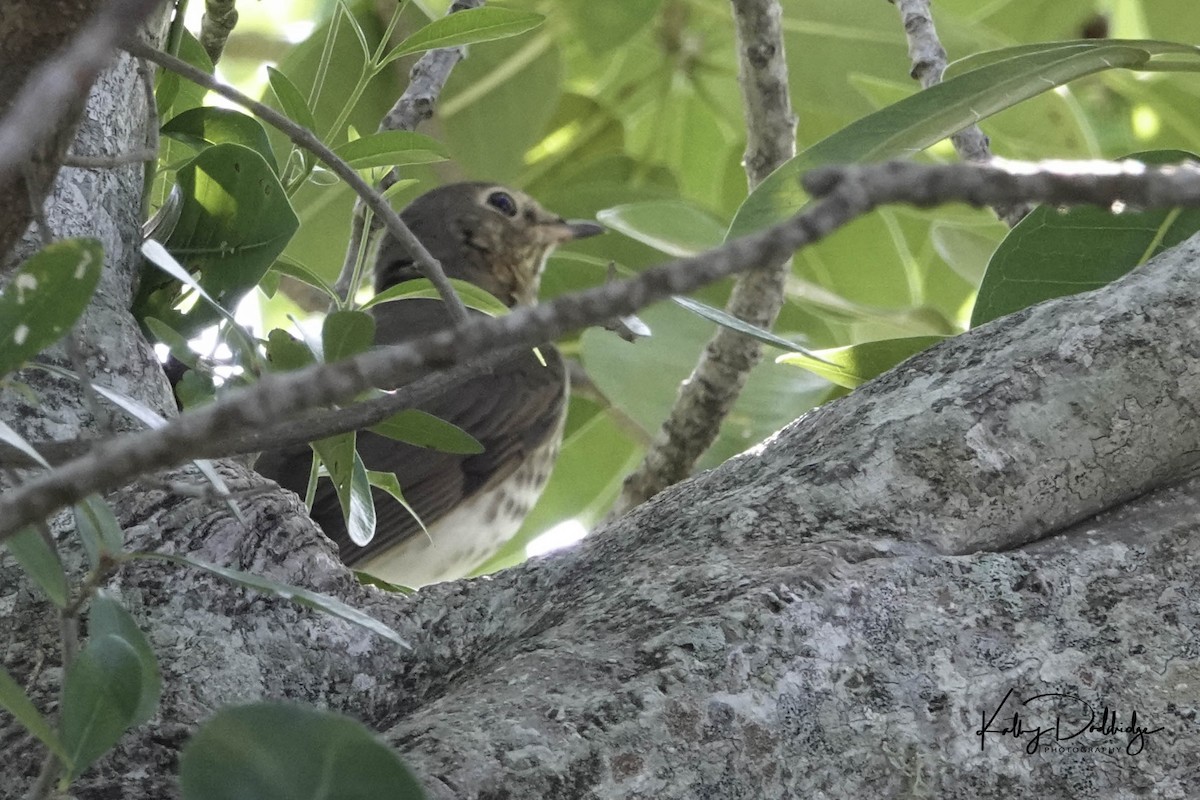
[[777, 335, 947, 388], [365, 278, 509, 317], [382, 7, 545, 63], [729, 42, 1194, 239], [332, 131, 448, 169], [161, 107, 278, 172]]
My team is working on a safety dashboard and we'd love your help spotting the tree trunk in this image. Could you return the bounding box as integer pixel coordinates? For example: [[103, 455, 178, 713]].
[[4, 25, 1199, 800]]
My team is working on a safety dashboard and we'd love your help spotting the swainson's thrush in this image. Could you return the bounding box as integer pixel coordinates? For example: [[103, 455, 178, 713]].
[[256, 183, 603, 587]]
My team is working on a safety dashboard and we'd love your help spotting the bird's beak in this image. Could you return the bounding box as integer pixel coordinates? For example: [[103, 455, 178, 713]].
[[544, 219, 605, 243], [565, 220, 605, 239]]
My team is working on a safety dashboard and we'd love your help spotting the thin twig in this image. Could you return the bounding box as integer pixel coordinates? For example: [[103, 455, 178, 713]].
[[334, 0, 484, 302], [123, 39, 470, 325], [612, 0, 797, 516], [891, 0, 1028, 226], [1, 157, 1198, 540]]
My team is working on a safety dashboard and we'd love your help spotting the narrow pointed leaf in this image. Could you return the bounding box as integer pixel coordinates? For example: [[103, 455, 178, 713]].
[[0, 664, 70, 764], [382, 7, 545, 63], [128, 552, 409, 647], [6, 527, 68, 607], [777, 336, 947, 389]]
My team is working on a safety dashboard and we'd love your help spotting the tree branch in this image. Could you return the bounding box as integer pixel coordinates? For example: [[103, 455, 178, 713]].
[[121, 40, 470, 325], [2, 157, 1199, 540], [199, 0, 238, 66], [333, 0, 484, 302], [613, 0, 798, 515], [891, 0, 1027, 225], [0, 0, 166, 185]]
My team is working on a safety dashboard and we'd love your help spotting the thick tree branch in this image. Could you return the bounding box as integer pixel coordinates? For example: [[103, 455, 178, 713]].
[[0, 0, 167, 259], [121, 40, 470, 325], [613, 0, 797, 515], [892, 0, 1027, 225], [0, 0, 165, 186], [2, 158, 1200, 540]]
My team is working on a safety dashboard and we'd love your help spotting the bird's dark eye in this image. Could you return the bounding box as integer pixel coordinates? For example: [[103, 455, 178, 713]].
[[486, 190, 518, 218]]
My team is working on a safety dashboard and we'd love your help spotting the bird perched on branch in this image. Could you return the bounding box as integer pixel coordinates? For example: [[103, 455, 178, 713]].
[[256, 183, 603, 587]]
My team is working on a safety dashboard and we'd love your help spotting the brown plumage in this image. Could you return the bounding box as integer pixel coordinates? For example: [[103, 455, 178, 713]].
[[255, 183, 603, 587]]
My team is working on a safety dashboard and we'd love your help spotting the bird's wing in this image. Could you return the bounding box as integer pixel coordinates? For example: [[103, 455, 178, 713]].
[[290, 344, 566, 567]]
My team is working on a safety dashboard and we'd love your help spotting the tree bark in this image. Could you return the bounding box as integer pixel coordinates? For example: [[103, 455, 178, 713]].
[[4, 22, 1200, 800]]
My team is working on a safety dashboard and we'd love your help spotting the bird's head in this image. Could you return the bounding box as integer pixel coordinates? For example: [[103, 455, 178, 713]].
[[374, 182, 604, 306]]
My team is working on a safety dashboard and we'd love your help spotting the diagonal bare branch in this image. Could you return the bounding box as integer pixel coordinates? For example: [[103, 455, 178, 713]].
[[2, 157, 1199, 540]]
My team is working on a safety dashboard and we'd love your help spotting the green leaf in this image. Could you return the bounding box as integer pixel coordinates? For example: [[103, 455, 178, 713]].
[[88, 592, 161, 725], [264, 328, 318, 372], [671, 296, 833, 363], [321, 310, 375, 363], [161, 107, 279, 172], [382, 7, 545, 63], [581, 303, 831, 469], [369, 409, 483, 454], [6, 527, 67, 607], [266, 66, 317, 136], [157, 30, 213, 117], [129, 552, 409, 647], [971, 149, 1200, 327], [270, 256, 337, 301], [180, 703, 425, 800], [175, 370, 216, 408], [0, 418, 49, 468], [143, 316, 198, 369], [560, 0, 664, 56], [947, 39, 1200, 77], [777, 335, 947, 389], [365, 278, 509, 317], [0, 663, 70, 765], [596, 200, 726, 257], [73, 494, 125, 566], [332, 131, 448, 169], [364, 470, 426, 538], [134, 143, 299, 338], [729, 42, 1178, 239], [313, 434, 376, 547], [61, 633, 145, 780], [931, 221, 1004, 285], [0, 238, 103, 380]]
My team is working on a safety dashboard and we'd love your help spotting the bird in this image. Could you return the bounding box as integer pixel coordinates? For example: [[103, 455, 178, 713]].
[[255, 182, 604, 587]]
